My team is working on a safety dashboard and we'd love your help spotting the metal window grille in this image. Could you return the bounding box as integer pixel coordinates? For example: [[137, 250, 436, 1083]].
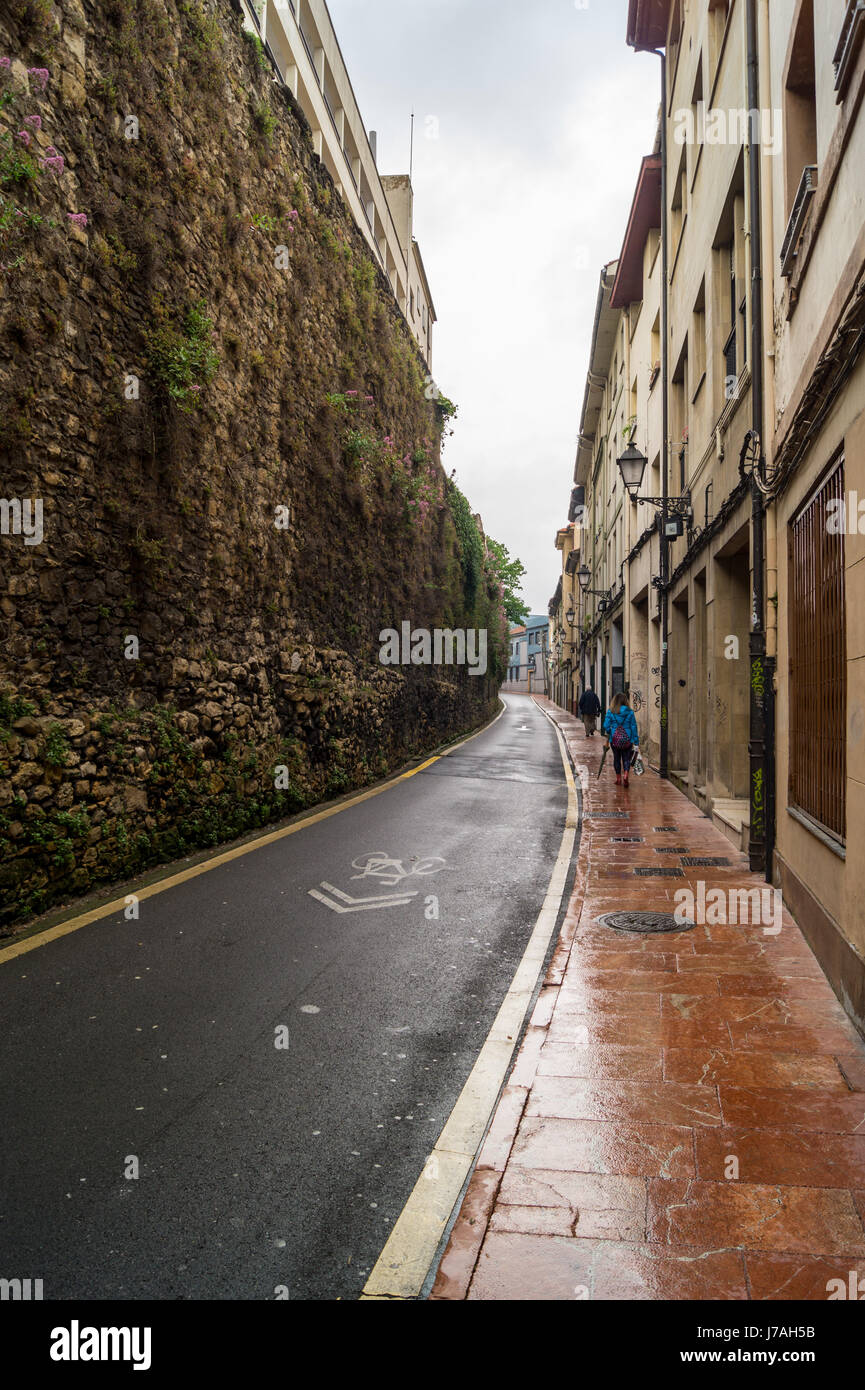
[[788, 457, 847, 841]]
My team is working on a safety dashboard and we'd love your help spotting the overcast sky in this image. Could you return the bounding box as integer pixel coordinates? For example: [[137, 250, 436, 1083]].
[[327, 0, 661, 614]]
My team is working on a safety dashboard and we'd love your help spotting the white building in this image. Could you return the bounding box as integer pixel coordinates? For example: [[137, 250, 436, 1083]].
[[239, 0, 436, 366]]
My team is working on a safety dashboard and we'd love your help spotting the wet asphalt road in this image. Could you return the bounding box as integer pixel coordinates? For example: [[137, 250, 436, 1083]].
[[0, 695, 573, 1301]]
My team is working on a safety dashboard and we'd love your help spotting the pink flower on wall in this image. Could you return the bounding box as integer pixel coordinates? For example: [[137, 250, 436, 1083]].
[[27, 67, 49, 91], [43, 154, 64, 174], [67, 212, 88, 228], [0, 57, 11, 70], [24, 114, 42, 129], [16, 130, 31, 146]]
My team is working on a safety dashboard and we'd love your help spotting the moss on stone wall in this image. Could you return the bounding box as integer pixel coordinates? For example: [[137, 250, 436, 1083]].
[[0, 0, 505, 930]]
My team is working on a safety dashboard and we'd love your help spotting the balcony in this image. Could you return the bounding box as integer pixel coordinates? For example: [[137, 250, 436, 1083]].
[[780, 165, 819, 278], [833, 0, 865, 102]]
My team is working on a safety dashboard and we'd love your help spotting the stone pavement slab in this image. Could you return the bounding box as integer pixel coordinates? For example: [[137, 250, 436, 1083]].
[[430, 697, 865, 1301]]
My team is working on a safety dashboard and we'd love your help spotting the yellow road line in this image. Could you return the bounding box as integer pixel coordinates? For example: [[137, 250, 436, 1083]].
[[0, 700, 509, 968], [360, 712, 578, 1300], [0, 740, 478, 966]]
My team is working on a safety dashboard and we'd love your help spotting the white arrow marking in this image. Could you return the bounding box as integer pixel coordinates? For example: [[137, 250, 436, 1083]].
[[321, 882, 419, 905], [308, 883, 418, 914]]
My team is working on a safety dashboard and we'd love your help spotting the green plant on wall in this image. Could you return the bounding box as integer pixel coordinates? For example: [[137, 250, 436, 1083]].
[[252, 102, 276, 140], [242, 29, 269, 71], [446, 481, 485, 612], [42, 723, 71, 767], [145, 298, 220, 411], [0, 134, 40, 190]]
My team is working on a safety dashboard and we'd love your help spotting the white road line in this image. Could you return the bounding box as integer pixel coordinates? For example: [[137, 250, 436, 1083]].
[[307, 889, 416, 915], [320, 883, 419, 905], [360, 713, 578, 1300]]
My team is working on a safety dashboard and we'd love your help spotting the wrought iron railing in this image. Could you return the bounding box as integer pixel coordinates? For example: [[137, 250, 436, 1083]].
[[780, 165, 819, 278]]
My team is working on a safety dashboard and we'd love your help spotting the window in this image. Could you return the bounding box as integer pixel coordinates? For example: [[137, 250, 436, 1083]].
[[783, 0, 818, 221], [410, 290, 415, 320], [672, 340, 688, 453], [708, 0, 732, 85], [671, 160, 688, 263], [668, 0, 684, 84], [651, 313, 661, 380], [724, 241, 737, 379], [788, 456, 846, 841], [689, 58, 704, 187], [691, 280, 707, 398]]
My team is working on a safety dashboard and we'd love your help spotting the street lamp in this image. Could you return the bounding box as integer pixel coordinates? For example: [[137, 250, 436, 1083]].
[[616, 443, 693, 529], [617, 442, 648, 499], [566, 606, 576, 627], [615, 442, 694, 783], [577, 564, 613, 605]]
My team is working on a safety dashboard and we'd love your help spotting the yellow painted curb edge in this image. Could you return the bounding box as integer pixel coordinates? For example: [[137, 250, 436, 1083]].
[[0, 702, 507, 967]]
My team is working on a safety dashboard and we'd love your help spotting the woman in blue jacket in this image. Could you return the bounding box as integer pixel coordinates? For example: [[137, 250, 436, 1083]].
[[603, 692, 640, 788]]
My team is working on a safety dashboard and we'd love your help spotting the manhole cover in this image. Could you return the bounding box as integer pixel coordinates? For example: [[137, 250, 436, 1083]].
[[597, 911, 695, 934], [682, 856, 731, 867], [634, 866, 685, 877]]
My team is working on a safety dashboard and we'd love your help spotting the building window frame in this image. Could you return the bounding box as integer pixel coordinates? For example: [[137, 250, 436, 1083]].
[[787, 450, 847, 846]]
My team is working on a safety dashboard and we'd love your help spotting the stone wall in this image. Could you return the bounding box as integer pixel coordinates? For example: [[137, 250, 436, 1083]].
[[0, 0, 504, 929]]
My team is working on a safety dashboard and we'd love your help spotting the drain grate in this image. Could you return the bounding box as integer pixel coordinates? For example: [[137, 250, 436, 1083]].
[[591, 812, 629, 819], [654, 826, 679, 832], [598, 911, 695, 934], [634, 866, 685, 878], [682, 856, 731, 867], [655, 847, 688, 854], [611, 837, 643, 843]]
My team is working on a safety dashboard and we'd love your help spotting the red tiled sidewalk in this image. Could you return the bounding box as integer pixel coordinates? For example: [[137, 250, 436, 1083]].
[[430, 697, 865, 1301]]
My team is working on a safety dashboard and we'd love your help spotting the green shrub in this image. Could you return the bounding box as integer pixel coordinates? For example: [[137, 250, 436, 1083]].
[[145, 299, 220, 410], [43, 724, 71, 767], [242, 30, 269, 71]]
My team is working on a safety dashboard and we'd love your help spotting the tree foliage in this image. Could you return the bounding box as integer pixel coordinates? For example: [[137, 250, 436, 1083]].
[[486, 537, 529, 626]]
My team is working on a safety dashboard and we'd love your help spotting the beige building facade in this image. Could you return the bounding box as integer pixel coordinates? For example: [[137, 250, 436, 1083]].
[[240, 0, 436, 365], [763, 0, 865, 1032], [563, 0, 865, 1033]]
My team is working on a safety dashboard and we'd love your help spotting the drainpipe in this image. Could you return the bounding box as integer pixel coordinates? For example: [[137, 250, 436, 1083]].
[[746, 0, 769, 875], [759, 0, 778, 884], [649, 49, 671, 780]]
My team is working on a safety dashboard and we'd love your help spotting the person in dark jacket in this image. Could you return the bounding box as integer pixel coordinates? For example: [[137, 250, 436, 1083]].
[[578, 687, 602, 737], [603, 692, 640, 787]]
